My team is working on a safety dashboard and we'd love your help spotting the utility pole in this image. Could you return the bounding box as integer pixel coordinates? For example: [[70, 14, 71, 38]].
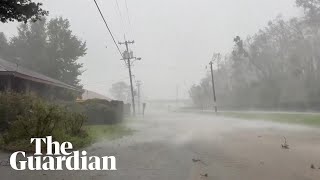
[[136, 80, 142, 114], [119, 40, 141, 116], [176, 85, 179, 109], [209, 54, 219, 113]]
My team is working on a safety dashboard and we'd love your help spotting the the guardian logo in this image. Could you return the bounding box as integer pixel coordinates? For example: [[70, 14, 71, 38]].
[[9, 136, 117, 171]]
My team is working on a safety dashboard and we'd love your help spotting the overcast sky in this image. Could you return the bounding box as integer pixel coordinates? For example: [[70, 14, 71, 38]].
[[0, 0, 301, 100]]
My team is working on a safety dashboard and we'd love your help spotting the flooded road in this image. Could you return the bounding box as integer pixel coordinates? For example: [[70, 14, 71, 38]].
[[1, 111, 320, 180]]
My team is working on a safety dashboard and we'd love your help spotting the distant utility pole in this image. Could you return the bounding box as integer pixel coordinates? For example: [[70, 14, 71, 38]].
[[136, 80, 142, 114], [119, 40, 141, 116], [176, 85, 179, 109], [209, 53, 220, 113]]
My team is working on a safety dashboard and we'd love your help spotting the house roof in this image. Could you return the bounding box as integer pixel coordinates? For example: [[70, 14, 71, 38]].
[[82, 90, 112, 101], [0, 58, 81, 92]]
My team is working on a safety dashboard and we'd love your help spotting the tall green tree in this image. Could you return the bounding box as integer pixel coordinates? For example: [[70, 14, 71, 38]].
[[46, 17, 87, 86], [2, 17, 87, 87], [10, 19, 48, 72], [190, 0, 320, 110], [0, 32, 10, 59]]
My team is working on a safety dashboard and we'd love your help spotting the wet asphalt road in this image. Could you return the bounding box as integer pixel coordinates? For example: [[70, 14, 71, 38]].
[[1, 110, 320, 180]]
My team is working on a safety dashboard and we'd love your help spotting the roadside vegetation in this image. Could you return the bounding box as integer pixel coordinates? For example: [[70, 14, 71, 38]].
[[86, 125, 134, 141], [190, 0, 320, 112], [54, 125, 134, 152], [0, 92, 132, 152], [0, 17, 87, 90], [0, 13, 133, 152], [219, 111, 320, 127]]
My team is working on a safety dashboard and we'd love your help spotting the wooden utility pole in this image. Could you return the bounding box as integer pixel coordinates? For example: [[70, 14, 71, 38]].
[[209, 61, 218, 113], [176, 85, 179, 109], [119, 40, 141, 116]]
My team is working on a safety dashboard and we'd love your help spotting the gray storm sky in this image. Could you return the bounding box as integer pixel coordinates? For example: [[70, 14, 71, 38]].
[[0, 0, 301, 100]]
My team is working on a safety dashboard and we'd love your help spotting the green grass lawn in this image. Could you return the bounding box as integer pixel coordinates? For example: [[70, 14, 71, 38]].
[[218, 111, 320, 127]]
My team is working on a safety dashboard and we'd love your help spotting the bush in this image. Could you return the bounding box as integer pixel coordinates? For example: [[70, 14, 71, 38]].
[[0, 92, 89, 152], [78, 99, 124, 125]]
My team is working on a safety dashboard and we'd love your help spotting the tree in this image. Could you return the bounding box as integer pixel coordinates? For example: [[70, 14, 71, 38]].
[[0, 0, 48, 23], [0, 32, 10, 59], [191, 0, 320, 110], [110, 82, 130, 101], [10, 19, 48, 72], [189, 85, 204, 109], [296, 0, 320, 19], [46, 17, 87, 86], [1, 17, 87, 87]]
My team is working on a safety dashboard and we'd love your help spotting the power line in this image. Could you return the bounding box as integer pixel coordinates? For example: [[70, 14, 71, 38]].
[[114, 0, 132, 40], [124, 0, 133, 36], [93, 0, 123, 58], [114, 0, 127, 38], [124, 0, 131, 25]]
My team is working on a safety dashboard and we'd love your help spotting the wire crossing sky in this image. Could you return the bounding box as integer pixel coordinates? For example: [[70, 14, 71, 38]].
[[93, 0, 123, 58], [0, 0, 300, 100]]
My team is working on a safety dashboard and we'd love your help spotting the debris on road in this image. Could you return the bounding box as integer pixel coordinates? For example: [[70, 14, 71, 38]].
[[192, 158, 208, 166], [200, 173, 208, 178], [311, 164, 315, 169], [281, 137, 289, 149], [192, 158, 201, 163]]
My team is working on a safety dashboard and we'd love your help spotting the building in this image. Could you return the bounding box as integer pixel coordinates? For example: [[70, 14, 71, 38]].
[[0, 58, 82, 100], [81, 90, 112, 101]]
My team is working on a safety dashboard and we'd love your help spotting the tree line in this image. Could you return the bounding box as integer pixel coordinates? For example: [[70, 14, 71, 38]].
[[0, 17, 87, 88], [190, 0, 320, 111]]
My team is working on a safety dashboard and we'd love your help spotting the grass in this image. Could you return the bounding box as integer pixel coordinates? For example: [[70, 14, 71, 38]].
[[218, 111, 320, 127], [71, 124, 134, 149], [0, 124, 134, 152], [85, 124, 134, 141]]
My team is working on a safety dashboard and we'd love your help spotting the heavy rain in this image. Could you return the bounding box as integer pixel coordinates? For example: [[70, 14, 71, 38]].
[[0, 0, 320, 179]]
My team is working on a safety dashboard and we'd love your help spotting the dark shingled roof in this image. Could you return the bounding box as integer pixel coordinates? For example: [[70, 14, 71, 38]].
[[0, 58, 81, 92]]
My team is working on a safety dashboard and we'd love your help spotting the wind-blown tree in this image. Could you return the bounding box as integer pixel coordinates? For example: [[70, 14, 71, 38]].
[[46, 17, 87, 86], [2, 17, 87, 87], [0, 32, 10, 59], [110, 81, 130, 101], [0, 0, 48, 23], [10, 19, 48, 72], [296, 0, 320, 28], [189, 85, 204, 109], [190, 0, 320, 110]]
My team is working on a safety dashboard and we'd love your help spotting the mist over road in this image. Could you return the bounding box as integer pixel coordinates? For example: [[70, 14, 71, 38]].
[[1, 111, 320, 180]]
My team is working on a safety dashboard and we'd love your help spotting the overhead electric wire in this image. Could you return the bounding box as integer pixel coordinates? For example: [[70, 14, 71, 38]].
[[93, 0, 123, 58], [114, 0, 128, 40], [124, 0, 133, 38], [124, 0, 131, 27]]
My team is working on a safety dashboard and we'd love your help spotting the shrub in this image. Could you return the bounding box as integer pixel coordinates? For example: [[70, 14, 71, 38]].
[[0, 92, 89, 152], [78, 99, 124, 125]]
